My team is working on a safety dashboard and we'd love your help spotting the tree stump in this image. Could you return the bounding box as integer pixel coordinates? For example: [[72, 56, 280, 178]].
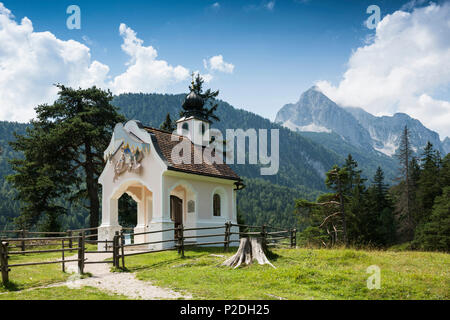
[[222, 238, 275, 269]]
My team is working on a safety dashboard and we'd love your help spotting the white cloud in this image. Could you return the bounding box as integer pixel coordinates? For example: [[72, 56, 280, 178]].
[[400, 0, 428, 11], [0, 3, 192, 122], [0, 2, 109, 122], [109, 23, 190, 94], [316, 3, 450, 138], [203, 55, 235, 74]]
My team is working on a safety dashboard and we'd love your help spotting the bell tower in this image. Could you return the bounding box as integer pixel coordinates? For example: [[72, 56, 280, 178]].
[[176, 90, 210, 146]]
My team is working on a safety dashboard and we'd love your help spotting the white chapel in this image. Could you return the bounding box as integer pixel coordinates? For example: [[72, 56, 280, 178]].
[[97, 90, 243, 249]]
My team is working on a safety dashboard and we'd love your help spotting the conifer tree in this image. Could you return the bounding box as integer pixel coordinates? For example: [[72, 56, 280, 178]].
[[342, 155, 366, 243], [365, 167, 396, 245], [8, 85, 125, 231], [416, 142, 442, 224], [395, 125, 415, 240], [325, 165, 350, 245], [181, 73, 220, 123], [160, 113, 176, 132], [414, 186, 450, 251]]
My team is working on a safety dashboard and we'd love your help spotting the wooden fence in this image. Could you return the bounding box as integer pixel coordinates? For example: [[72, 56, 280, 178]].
[[112, 223, 297, 269], [0, 233, 83, 285], [0, 223, 297, 284]]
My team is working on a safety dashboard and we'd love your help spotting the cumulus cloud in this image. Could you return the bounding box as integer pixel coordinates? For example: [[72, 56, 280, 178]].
[[0, 2, 109, 122], [109, 23, 190, 94], [0, 3, 192, 122], [203, 55, 235, 74], [316, 3, 450, 138]]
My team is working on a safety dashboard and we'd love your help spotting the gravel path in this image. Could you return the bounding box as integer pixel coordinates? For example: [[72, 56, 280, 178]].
[[62, 252, 192, 300]]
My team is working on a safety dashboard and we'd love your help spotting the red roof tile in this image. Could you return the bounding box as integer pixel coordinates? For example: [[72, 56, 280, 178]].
[[144, 127, 241, 181]]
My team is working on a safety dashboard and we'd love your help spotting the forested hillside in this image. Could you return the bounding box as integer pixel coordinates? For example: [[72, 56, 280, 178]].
[[0, 121, 27, 227], [237, 178, 321, 228], [299, 132, 398, 183]]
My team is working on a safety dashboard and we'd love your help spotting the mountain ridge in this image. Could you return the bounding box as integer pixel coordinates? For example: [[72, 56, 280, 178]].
[[276, 87, 446, 157]]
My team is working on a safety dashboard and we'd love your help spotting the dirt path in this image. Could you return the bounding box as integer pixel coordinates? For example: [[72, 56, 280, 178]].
[[60, 252, 192, 300]]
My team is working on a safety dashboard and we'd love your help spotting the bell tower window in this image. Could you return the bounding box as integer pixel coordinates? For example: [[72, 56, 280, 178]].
[[200, 123, 206, 135]]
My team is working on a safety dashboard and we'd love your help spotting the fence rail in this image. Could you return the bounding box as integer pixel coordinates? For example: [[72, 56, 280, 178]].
[[1, 222, 297, 284]]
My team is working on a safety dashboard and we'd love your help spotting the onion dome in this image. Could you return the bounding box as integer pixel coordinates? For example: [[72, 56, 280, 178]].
[[182, 90, 204, 111]]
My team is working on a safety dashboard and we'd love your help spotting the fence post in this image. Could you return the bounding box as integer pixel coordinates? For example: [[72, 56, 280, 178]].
[[120, 230, 125, 270], [224, 222, 231, 252], [1, 242, 9, 285], [261, 225, 267, 251], [77, 232, 85, 274], [178, 225, 185, 258], [113, 231, 119, 268], [21, 229, 26, 253], [289, 229, 294, 248], [176, 225, 181, 256], [293, 228, 297, 248], [67, 230, 72, 249], [61, 239, 65, 273]]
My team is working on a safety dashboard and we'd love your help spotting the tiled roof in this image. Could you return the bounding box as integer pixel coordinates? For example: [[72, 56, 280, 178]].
[[144, 127, 241, 181]]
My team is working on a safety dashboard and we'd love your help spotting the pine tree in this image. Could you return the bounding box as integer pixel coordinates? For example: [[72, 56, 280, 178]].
[[325, 165, 350, 245], [365, 167, 396, 246], [181, 73, 220, 122], [395, 125, 415, 240], [414, 186, 450, 251], [295, 193, 341, 247], [343, 154, 366, 244], [416, 142, 442, 224], [160, 113, 176, 132], [8, 85, 125, 231], [8, 123, 72, 230]]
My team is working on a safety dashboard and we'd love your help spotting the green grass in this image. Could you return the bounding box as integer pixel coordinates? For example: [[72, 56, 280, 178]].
[[0, 251, 72, 292], [0, 286, 129, 300], [124, 247, 450, 300], [0, 244, 97, 292], [2, 245, 448, 300]]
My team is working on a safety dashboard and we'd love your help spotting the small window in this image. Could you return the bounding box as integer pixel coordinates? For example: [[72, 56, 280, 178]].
[[200, 123, 206, 135], [213, 194, 221, 217], [182, 123, 189, 131]]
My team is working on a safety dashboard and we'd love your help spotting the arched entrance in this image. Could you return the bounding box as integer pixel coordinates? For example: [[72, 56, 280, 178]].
[[119, 193, 137, 228], [110, 180, 153, 244]]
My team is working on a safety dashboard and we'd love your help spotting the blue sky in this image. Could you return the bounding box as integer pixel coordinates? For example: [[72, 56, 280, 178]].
[[1, 0, 449, 137]]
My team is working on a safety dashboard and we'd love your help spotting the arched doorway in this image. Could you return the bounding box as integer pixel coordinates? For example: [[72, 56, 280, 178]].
[[170, 195, 183, 239], [119, 193, 137, 228], [168, 181, 197, 241], [110, 180, 153, 244]]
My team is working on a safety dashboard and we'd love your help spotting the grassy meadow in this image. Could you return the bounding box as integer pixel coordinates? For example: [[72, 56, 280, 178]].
[[0, 245, 448, 300], [125, 247, 449, 300]]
